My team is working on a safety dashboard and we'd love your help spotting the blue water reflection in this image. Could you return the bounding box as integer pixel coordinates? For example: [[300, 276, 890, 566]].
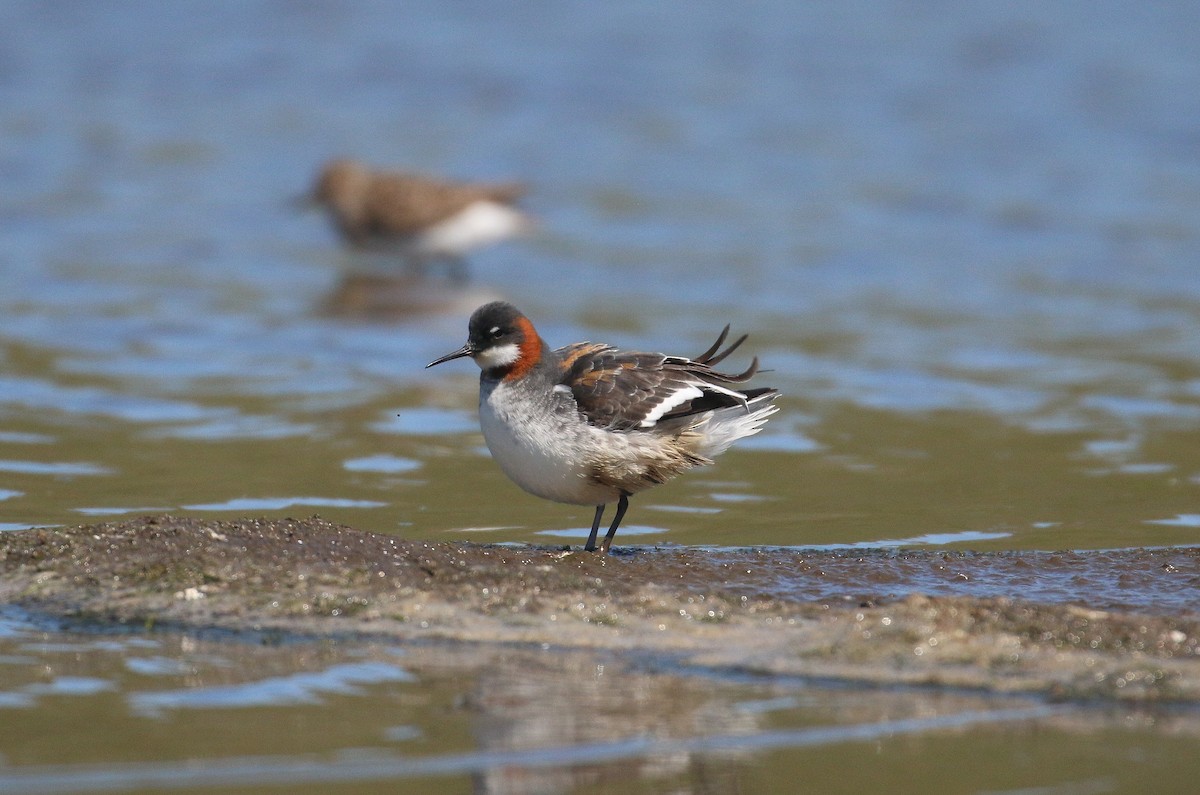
[[0, 2, 1198, 547]]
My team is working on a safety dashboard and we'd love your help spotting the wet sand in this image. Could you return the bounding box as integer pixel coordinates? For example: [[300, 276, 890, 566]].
[[2, 515, 1198, 702]]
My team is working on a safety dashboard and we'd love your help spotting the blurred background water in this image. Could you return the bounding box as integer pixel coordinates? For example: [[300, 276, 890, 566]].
[[2, 1, 1199, 550], [1, 2, 1199, 790]]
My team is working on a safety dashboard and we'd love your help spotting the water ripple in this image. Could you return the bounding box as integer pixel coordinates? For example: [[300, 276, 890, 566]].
[[0, 376, 219, 424], [342, 454, 422, 474], [182, 497, 386, 511], [0, 460, 111, 476], [128, 661, 414, 717]]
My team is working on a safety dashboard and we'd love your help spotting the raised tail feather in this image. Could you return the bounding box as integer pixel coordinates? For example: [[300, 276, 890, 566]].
[[690, 389, 780, 458]]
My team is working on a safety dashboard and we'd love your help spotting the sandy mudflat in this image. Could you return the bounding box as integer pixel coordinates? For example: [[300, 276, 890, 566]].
[[2, 515, 1198, 702]]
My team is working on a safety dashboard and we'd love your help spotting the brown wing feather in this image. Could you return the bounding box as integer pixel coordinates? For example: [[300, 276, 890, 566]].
[[365, 174, 525, 235], [555, 329, 764, 431]]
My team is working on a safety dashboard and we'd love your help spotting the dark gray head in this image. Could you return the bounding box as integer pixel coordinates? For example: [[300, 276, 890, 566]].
[[426, 301, 542, 376]]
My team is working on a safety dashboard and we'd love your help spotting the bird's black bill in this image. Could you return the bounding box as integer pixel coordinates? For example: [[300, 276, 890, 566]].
[[426, 344, 474, 368]]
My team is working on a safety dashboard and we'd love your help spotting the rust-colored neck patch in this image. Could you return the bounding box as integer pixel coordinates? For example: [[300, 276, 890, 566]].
[[502, 316, 543, 380]]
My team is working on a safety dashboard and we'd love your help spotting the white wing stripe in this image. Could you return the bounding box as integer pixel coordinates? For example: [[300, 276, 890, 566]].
[[699, 381, 751, 407], [639, 385, 704, 427]]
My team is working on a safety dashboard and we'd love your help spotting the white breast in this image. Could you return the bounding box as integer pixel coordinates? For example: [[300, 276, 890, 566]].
[[478, 381, 618, 506], [416, 201, 530, 257]]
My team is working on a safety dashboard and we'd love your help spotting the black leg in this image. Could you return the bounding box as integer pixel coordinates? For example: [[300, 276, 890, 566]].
[[598, 493, 630, 554], [584, 504, 605, 552]]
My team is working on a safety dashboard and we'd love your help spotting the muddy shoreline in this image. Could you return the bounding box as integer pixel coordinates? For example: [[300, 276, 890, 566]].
[[2, 515, 1198, 703]]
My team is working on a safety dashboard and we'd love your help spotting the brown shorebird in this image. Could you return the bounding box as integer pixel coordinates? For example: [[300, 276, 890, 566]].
[[308, 158, 533, 281]]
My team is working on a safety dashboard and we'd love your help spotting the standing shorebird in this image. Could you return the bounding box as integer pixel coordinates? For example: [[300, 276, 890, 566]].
[[308, 159, 533, 281], [427, 302, 779, 553]]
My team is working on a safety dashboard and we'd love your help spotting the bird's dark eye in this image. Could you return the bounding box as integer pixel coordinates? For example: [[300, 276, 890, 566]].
[[489, 327, 504, 339]]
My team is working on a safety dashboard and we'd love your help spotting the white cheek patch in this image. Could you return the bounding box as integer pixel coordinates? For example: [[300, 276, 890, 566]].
[[475, 343, 520, 370]]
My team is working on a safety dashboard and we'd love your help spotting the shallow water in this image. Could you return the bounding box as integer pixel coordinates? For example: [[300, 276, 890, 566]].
[[2, 2, 1199, 554], [632, 545, 1200, 616], [1, 608, 1198, 795], [1, 2, 1199, 790]]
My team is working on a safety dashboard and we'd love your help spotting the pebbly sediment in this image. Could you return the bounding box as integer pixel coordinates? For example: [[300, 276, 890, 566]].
[[2, 515, 1198, 703]]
